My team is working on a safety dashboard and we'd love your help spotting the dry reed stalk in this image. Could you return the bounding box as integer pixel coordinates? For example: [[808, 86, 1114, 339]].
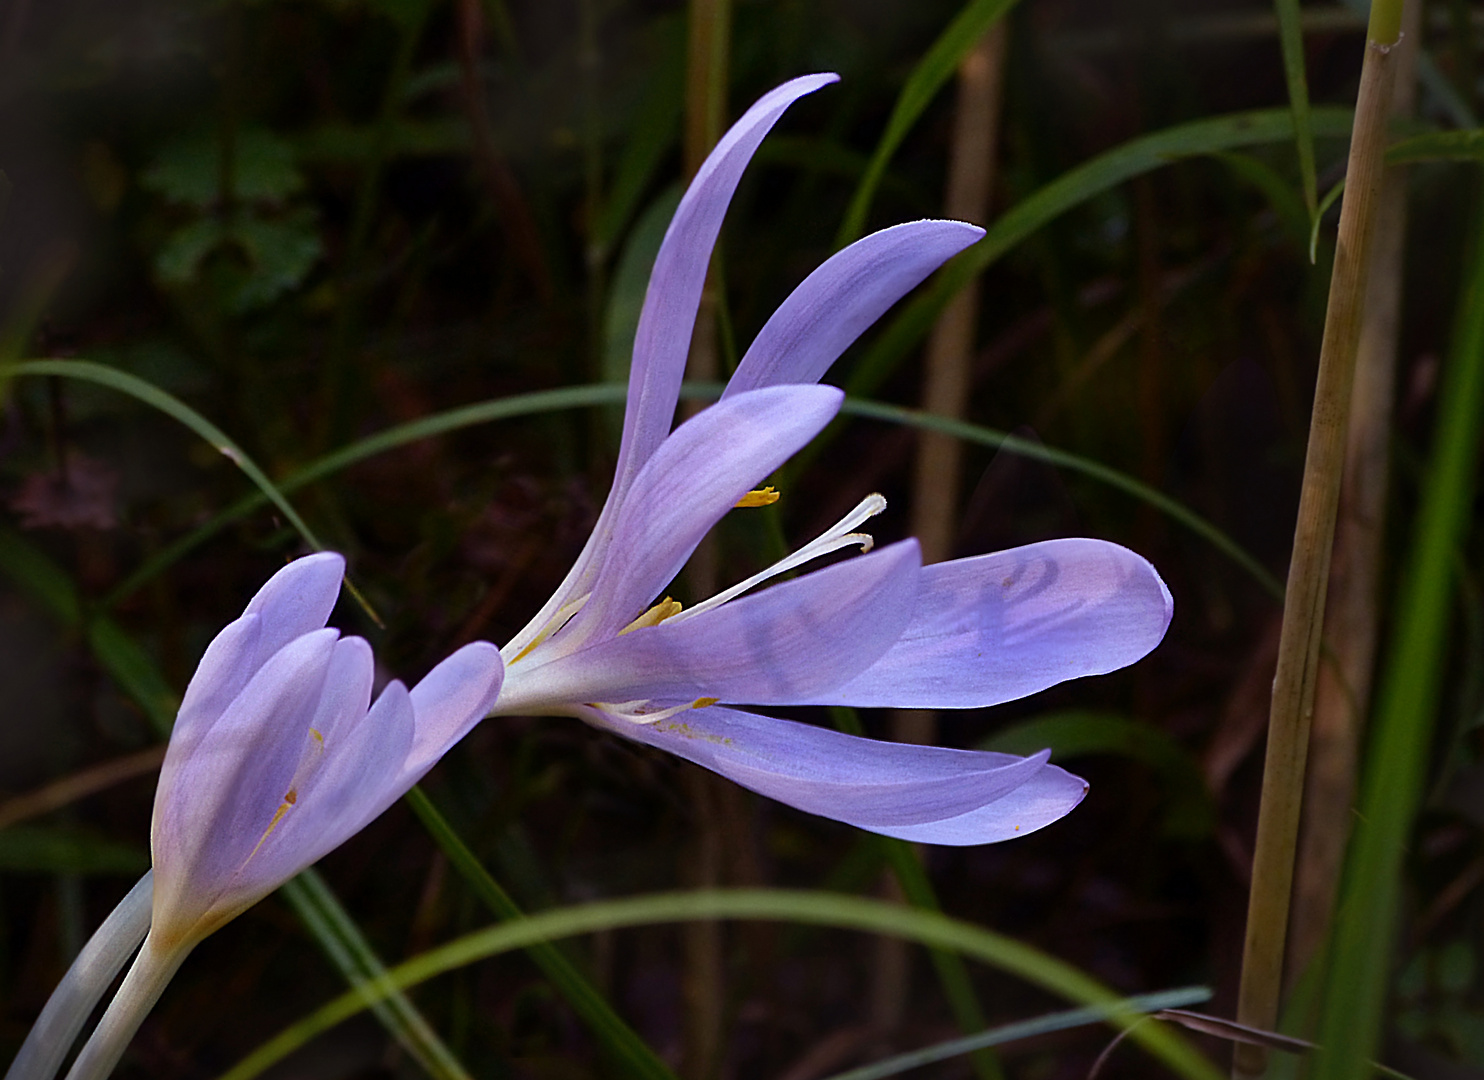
[[1232, 4, 1407, 1074], [1288, 0, 1421, 986]]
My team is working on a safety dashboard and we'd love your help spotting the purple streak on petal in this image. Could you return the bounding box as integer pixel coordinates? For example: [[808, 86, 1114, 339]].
[[825, 538, 1174, 709], [724, 221, 984, 398], [600, 704, 1080, 844], [615, 73, 838, 504], [400, 641, 505, 783], [865, 765, 1089, 845], [252, 680, 416, 888], [152, 628, 338, 918], [555, 385, 843, 649], [546, 540, 919, 706], [241, 552, 345, 672]]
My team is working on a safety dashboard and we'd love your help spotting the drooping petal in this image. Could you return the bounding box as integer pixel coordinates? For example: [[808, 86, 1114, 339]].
[[503, 74, 840, 659], [521, 541, 919, 710], [401, 641, 505, 782], [724, 221, 984, 398], [825, 538, 1174, 709], [552, 385, 843, 650], [151, 628, 338, 923], [249, 680, 416, 889], [614, 72, 839, 505], [597, 704, 1084, 844]]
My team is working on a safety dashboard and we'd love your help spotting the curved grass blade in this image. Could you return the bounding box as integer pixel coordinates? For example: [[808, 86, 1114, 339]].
[[1314, 182, 1484, 1080], [835, 0, 1021, 247], [819, 986, 1212, 1080], [216, 890, 1223, 1080], [844, 106, 1355, 400], [282, 870, 474, 1080], [104, 383, 629, 608], [835, 397, 1284, 599], [6, 359, 323, 551], [1273, 0, 1319, 216], [404, 787, 678, 1080]]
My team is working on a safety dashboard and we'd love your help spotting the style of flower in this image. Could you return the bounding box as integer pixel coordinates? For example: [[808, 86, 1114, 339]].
[[11, 553, 503, 1080], [487, 73, 1174, 845]]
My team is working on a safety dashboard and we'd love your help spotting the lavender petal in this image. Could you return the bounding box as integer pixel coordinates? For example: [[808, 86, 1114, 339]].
[[602, 704, 1085, 844], [537, 540, 919, 708], [724, 221, 984, 397], [555, 385, 842, 649]]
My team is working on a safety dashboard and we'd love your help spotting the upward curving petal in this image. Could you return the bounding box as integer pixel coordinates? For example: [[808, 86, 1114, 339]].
[[522, 541, 919, 710], [724, 220, 984, 397], [824, 538, 1174, 709], [504, 75, 839, 659], [597, 704, 1085, 845], [614, 73, 838, 506], [552, 385, 843, 651]]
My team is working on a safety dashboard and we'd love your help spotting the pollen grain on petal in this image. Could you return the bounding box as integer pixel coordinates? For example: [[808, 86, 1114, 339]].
[[735, 486, 780, 508]]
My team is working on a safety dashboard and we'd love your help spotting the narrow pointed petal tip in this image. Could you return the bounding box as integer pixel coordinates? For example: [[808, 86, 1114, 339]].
[[603, 705, 1085, 846], [726, 219, 985, 397]]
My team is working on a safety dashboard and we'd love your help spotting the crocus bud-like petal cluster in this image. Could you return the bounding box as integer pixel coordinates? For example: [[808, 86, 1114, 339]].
[[149, 552, 503, 951]]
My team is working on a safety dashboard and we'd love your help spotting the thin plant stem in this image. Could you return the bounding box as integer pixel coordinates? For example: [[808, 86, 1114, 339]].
[[5, 873, 152, 1080], [61, 932, 189, 1080], [1231, 3, 1407, 1075], [1289, 0, 1421, 983]]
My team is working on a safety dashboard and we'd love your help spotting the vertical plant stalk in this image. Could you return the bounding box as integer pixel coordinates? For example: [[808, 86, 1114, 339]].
[[1312, 153, 1484, 1080], [1288, 0, 1421, 984], [1231, 3, 1406, 1075], [681, 1, 732, 1075]]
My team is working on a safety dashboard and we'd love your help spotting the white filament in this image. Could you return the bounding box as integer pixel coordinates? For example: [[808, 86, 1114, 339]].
[[668, 493, 887, 625]]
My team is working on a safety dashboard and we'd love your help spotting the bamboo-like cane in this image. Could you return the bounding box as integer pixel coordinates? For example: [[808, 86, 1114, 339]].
[[1231, 2, 1407, 1074]]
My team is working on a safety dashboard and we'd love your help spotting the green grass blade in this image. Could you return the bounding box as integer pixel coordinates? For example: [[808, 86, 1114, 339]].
[[980, 711, 1215, 838], [1386, 127, 1484, 164], [828, 707, 1000, 1079], [835, 0, 1021, 247], [216, 889, 1223, 1080], [819, 986, 1212, 1080], [404, 787, 679, 1080], [0, 525, 178, 737], [1312, 189, 1484, 1080], [281, 870, 474, 1080], [835, 397, 1284, 599], [5, 359, 323, 552], [1273, 0, 1318, 215], [844, 106, 1355, 400], [105, 383, 629, 608]]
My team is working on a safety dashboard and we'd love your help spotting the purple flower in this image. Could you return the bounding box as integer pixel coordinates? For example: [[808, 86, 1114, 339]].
[[149, 552, 503, 950], [490, 74, 1173, 845], [13, 554, 504, 1080]]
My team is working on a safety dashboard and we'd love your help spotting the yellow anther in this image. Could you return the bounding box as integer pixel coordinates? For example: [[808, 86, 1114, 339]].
[[309, 728, 323, 746], [692, 697, 718, 709], [735, 487, 780, 508], [618, 597, 683, 636]]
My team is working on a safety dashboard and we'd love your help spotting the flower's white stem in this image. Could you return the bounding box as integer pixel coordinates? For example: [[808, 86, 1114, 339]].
[[5, 872, 154, 1080], [62, 931, 191, 1080]]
